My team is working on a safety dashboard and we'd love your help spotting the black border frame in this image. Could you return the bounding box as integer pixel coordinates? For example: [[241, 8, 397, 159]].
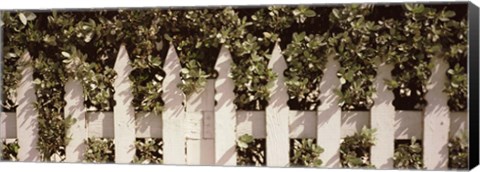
[[468, 2, 479, 170]]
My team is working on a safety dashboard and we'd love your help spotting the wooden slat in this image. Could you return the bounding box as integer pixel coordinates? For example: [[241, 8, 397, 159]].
[[289, 111, 316, 138], [64, 79, 87, 162], [1, 112, 16, 139], [266, 43, 289, 167], [161, 44, 186, 164], [394, 111, 423, 139], [186, 139, 215, 165], [113, 45, 136, 163], [214, 46, 237, 165], [370, 61, 395, 168], [423, 57, 450, 170], [87, 112, 114, 138], [341, 111, 369, 138], [186, 79, 215, 165], [135, 112, 162, 138], [236, 111, 266, 138], [450, 112, 467, 137], [16, 52, 40, 161], [317, 54, 341, 168]]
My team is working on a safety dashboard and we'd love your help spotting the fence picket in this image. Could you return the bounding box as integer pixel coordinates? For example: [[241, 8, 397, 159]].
[[186, 79, 215, 165], [64, 79, 86, 162], [423, 57, 450, 170], [317, 54, 341, 168], [0, 44, 468, 170], [15, 52, 40, 161], [266, 43, 290, 167], [113, 45, 136, 163], [371, 61, 395, 168], [161, 44, 186, 164], [214, 46, 237, 165]]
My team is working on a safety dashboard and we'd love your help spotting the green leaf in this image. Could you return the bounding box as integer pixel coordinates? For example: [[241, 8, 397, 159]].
[[304, 10, 316, 17], [19, 13, 27, 25]]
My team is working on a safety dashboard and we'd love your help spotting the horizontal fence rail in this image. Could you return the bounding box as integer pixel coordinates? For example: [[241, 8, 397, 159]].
[[0, 43, 468, 170]]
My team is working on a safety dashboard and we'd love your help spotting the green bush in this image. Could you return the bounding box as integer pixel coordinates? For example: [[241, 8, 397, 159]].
[[393, 137, 424, 169], [290, 139, 324, 167], [1, 140, 19, 161], [132, 138, 163, 164], [329, 4, 378, 111], [236, 134, 266, 166], [284, 32, 329, 110], [84, 138, 115, 163], [340, 126, 376, 168], [448, 133, 468, 169]]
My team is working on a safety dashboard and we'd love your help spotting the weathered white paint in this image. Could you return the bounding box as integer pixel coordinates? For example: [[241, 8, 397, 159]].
[[16, 52, 40, 162], [0, 45, 467, 170], [236, 111, 266, 138], [1, 112, 16, 139], [135, 112, 162, 138], [289, 111, 316, 138], [450, 112, 467, 137], [370, 61, 395, 168], [161, 44, 186, 164], [266, 43, 290, 167], [317, 54, 341, 168], [64, 79, 86, 162], [186, 79, 216, 165], [394, 111, 423, 139], [341, 111, 369, 138], [87, 112, 114, 138], [113, 45, 136, 163], [214, 46, 237, 166], [423, 57, 450, 170]]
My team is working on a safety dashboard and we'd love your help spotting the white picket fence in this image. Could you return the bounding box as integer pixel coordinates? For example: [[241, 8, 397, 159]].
[[0, 43, 468, 170]]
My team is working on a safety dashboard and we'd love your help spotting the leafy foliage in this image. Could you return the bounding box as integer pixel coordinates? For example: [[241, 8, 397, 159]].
[[448, 133, 468, 169], [340, 126, 376, 168], [329, 4, 378, 111], [112, 10, 167, 114], [84, 138, 115, 163], [132, 138, 163, 164], [444, 19, 468, 111], [1, 140, 19, 161], [236, 134, 266, 166], [2, 12, 39, 111], [290, 139, 324, 167], [386, 4, 461, 110], [393, 137, 424, 169], [284, 32, 329, 110]]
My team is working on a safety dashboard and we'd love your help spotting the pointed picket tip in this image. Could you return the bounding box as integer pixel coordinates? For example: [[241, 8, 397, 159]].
[[268, 42, 287, 73], [214, 46, 233, 72], [113, 45, 132, 75]]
